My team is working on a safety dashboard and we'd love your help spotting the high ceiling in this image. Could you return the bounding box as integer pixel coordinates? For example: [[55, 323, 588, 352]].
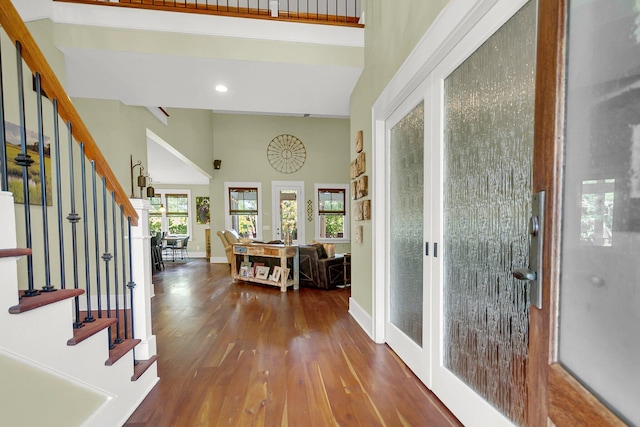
[[17, 0, 364, 184]]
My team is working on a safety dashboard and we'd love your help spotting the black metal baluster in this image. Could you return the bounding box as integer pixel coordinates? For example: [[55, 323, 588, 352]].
[[52, 100, 66, 289], [80, 144, 95, 322], [127, 216, 137, 363], [102, 177, 114, 349], [67, 123, 83, 328], [113, 192, 123, 344], [121, 206, 129, 339], [91, 161, 103, 318], [0, 39, 8, 191], [15, 41, 37, 296], [34, 73, 55, 293]]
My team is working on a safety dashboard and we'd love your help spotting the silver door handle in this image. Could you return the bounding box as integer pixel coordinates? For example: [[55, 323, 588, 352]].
[[512, 267, 536, 282], [511, 191, 545, 309]]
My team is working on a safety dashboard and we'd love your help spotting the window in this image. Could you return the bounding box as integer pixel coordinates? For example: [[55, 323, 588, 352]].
[[315, 183, 349, 242], [149, 190, 192, 236], [224, 182, 262, 240]]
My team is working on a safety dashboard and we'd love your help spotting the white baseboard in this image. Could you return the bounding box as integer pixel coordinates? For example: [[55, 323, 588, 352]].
[[348, 297, 373, 340], [210, 257, 228, 264]]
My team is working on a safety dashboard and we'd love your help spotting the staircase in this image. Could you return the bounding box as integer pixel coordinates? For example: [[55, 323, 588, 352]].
[[0, 0, 159, 425]]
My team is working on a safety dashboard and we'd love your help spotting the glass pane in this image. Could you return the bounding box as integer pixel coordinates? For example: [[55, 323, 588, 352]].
[[168, 216, 187, 235], [320, 214, 344, 238], [280, 190, 298, 240], [318, 189, 345, 213], [442, 1, 536, 424], [559, 1, 640, 424], [149, 216, 162, 234], [389, 101, 424, 346], [232, 214, 258, 238], [166, 194, 188, 213], [230, 188, 258, 214]]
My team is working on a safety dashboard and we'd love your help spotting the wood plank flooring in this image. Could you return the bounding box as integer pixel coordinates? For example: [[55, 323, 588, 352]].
[[124, 260, 461, 427]]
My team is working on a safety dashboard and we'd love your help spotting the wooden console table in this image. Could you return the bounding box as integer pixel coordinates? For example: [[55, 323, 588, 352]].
[[231, 243, 299, 292]]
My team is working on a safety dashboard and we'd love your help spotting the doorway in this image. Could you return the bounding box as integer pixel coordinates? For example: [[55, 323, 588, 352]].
[[272, 181, 305, 244], [373, 0, 536, 425]]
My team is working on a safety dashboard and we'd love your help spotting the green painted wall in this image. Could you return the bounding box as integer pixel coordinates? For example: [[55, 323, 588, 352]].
[[210, 113, 351, 260], [349, 0, 449, 314]]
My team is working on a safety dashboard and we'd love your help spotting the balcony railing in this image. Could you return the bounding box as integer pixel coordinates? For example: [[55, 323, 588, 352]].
[[54, 0, 364, 26]]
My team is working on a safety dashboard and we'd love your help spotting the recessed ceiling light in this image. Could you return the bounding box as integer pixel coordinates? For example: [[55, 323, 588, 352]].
[[215, 84, 228, 93]]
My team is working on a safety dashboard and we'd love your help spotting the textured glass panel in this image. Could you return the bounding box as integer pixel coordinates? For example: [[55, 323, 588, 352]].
[[443, 2, 536, 425], [559, 1, 640, 424], [390, 101, 424, 346]]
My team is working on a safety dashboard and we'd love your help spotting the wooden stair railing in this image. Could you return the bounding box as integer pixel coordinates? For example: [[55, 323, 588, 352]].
[[0, 0, 137, 224], [0, 0, 154, 380]]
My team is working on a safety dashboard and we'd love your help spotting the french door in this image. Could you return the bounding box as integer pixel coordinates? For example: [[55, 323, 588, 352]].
[[383, 1, 537, 425], [385, 90, 430, 384], [271, 181, 304, 244], [529, 0, 640, 425]]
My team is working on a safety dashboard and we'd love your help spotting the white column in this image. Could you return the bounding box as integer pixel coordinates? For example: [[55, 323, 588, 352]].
[[129, 198, 156, 359], [0, 191, 20, 307]]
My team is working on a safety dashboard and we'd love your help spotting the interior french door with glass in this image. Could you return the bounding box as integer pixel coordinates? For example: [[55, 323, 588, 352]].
[[272, 181, 304, 244], [529, 0, 640, 425], [427, 1, 537, 425], [386, 88, 430, 384]]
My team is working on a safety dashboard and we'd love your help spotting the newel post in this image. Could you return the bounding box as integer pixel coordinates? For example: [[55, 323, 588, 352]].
[[0, 191, 19, 306], [129, 198, 157, 359]]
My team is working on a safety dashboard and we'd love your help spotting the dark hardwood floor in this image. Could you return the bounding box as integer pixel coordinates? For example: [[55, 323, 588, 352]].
[[124, 259, 461, 427]]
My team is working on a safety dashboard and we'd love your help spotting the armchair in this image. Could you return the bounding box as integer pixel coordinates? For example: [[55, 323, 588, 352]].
[[217, 229, 239, 264]]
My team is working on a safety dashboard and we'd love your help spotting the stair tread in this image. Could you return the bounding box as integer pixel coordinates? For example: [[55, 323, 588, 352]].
[[0, 248, 32, 258], [105, 338, 141, 366], [132, 355, 158, 381], [9, 289, 84, 314], [67, 317, 118, 345]]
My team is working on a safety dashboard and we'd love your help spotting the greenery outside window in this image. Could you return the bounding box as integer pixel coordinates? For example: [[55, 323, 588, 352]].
[[149, 190, 191, 236], [225, 182, 262, 239], [315, 184, 349, 242]]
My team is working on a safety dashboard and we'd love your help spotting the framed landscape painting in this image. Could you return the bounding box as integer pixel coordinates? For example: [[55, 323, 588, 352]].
[[4, 120, 52, 206]]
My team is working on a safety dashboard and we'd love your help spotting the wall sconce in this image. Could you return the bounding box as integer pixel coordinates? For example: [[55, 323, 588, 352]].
[[213, 159, 222, 170], [159, 204, 166, 213], [130, 155, 151, 198]]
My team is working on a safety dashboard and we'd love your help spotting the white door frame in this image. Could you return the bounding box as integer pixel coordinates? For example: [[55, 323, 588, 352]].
[[371, 0, 530, 425], [271, 181, 305, 244]]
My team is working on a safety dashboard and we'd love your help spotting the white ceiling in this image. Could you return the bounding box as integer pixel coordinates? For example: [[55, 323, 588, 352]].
[[45, 2, 364, 185]]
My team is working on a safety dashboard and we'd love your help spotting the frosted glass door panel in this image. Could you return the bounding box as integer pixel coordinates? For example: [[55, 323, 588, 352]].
[[390, 101, 424, 346], [442, 1, 536, 424], [558, 1, 640, 423]]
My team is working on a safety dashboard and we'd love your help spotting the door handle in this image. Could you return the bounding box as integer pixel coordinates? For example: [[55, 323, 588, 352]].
[[511, 191, 544, 309], [512, 267, 536, 281]]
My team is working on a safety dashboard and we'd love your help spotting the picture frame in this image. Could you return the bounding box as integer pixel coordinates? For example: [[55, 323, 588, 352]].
[[271, 266, 282, 282], [4, 120, 52, 206], [255, 266, 270, 280], [253, 262, 264, 277], [239, 265, 251, 277], [363, 199, 371, 220], [355, 130, 363, 153], [354, 201, 363, 221], [356, 175, 369, 199], [196, 196, 210, 224], [355, 224, 363, 244], [355, 152, 366, 177]]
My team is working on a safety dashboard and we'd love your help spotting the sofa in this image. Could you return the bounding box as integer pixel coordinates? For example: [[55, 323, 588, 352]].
[[298, 244, 345, 290]]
